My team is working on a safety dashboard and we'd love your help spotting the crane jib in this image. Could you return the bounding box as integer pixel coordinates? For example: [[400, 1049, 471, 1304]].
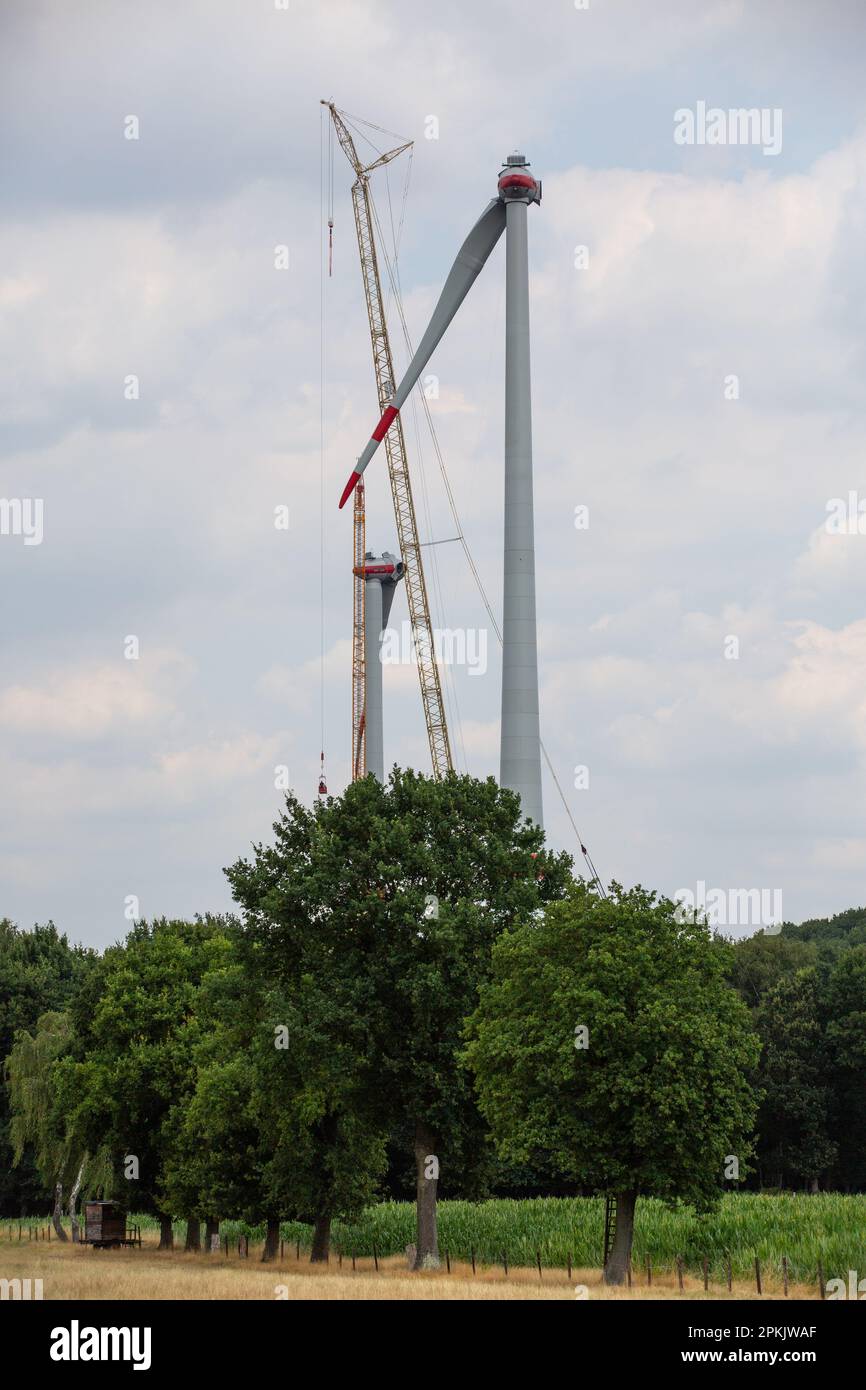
[[326, 99, 453, 779]]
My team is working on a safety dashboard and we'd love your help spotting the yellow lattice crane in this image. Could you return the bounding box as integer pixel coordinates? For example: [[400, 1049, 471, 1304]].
[[323, 100, 452, 781]]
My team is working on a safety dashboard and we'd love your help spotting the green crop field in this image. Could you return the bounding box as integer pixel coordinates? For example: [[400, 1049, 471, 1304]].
[[113, 1194, 866, 1285]]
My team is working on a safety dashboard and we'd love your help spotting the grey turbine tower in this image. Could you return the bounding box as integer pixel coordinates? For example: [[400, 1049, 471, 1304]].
[[359, 550, 404, 782], [339, 154, 543, 827]]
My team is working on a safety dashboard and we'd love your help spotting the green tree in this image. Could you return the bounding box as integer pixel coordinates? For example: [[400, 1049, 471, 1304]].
[[820, 946, 866, 1189], [226, 768, 572, 1268], [464, 882, 761, 1283], [5, 1012, 74, 1237], [753, 969, 836, 1189], [727, 930, 817, 1012], [162, 957, 388, 1262], [63, 917, 234, 1246], [0, 920, 97, 1217]]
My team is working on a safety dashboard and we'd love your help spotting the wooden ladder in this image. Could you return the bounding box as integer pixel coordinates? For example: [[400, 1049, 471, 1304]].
[[602, 1194, 617, 1271]]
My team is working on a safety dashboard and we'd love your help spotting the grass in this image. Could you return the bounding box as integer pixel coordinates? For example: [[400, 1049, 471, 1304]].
[[10, 1192, 862, 1291], [0, 1230, 818, 1301]]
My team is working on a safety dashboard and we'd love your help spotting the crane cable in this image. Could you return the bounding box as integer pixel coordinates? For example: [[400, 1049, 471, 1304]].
[[327, 115, 334, 276], [369, 192, 607, 896], [318, 105, 328, 796]]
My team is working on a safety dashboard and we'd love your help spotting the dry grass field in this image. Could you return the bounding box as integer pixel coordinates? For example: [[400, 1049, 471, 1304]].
[[0, 1232, 818, 1300]]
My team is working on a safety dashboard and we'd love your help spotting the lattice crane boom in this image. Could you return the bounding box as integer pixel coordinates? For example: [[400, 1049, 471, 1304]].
[[323, 100, 453, 780]]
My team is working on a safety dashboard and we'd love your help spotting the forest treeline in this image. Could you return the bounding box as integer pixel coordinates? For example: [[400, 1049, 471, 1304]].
[[2, 771, 864, 1277]]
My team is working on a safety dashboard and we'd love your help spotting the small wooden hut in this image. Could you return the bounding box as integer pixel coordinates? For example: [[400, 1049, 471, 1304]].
[[83, 1200, 128, 1248]]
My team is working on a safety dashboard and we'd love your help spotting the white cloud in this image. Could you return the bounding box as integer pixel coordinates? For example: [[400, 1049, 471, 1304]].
[[0, 650, 190, 738]]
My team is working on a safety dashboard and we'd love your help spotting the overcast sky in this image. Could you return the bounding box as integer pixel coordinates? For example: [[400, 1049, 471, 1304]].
[[2, 0, 866, 949]]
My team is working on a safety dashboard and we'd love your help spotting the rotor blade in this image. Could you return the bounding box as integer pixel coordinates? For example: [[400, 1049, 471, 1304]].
[[339, 198, 506, 508]]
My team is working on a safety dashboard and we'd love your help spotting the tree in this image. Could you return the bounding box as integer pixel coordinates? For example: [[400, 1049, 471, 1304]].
[[727, 930, 816, 1012], [5, 1012, 74, 1237], [0, 919, 96, 1216], [250, 981, 388, 1262], [226, 768, 572, 1269], [820, 946, 866, 1189], [63, 916, 235, 1245], [753, 969, 836, 1188], [162, 959, 388, 1263], [464, 882, 761, 1283]]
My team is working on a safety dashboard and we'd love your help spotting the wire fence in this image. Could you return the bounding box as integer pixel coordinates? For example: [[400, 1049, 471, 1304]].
[[6, 1219, 830, 1297]]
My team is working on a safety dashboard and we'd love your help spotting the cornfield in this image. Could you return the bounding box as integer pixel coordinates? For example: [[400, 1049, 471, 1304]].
[[119, 1193, 866, 1283]]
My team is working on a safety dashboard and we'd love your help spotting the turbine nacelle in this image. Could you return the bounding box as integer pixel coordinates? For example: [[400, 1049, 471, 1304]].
[[497, 153, 541, 204]]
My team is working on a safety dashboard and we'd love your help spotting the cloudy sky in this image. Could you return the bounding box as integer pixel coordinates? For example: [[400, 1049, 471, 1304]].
[[2, 0, 866, 949]]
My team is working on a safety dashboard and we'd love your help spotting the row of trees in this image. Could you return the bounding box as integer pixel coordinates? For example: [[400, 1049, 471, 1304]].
[[730, 915, 866, 1191], [3, 770, 866, 1279]]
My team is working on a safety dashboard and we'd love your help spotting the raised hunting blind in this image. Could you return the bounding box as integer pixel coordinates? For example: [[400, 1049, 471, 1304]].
[[83, 1201, 141, 1249]]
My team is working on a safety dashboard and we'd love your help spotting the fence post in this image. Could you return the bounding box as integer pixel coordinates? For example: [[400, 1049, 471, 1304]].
[[782, 1256, 789, 1297], [754, 1257, 762, 1296], [645, 1255, 652, 1286], [471, 1246, 476, 1276], [536, 1250, 542, 1280], [818, 1261, 825, 1300], [445, 1248, 450, 1274], [703, 1257, 709, 1292], [567, 1253, 572, 1281], [726, 1255, 732, 1293], [502, 1250, 508, 1277], [373, 1240, 379, 1273], [677, 1256, 684, 1292]]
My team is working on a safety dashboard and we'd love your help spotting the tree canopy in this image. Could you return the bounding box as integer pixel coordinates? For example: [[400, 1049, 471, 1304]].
[[464, 882, 761, 1281]]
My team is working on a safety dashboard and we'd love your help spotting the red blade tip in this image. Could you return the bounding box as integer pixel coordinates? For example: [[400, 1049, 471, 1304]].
[[339, 470, 362, 509]]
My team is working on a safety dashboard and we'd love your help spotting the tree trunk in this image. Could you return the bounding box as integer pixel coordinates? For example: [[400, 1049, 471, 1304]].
[[260, 1217, 280, 1262], [184, 1217, 201, 1252], [603, 1190, 637, 1286], [68, 1160, 85, 1243], [412, 1120, 440, 1270], [310, 1213, 331, 1263], [204, 1217, 219, 1251], [52, 1182, 68, 1242], [157, 1215, 174, 1250]]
